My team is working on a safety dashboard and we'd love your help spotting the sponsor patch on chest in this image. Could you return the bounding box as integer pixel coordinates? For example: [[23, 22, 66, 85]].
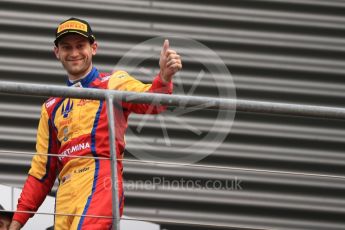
[[45, 98, 56, 109], [59, 142, 90, 161], [74, 167, 90, 174], [77, 99, 94, 106]]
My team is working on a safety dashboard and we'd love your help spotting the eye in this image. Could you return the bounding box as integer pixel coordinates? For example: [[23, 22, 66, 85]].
[[61, 45, 71, 51], [77, 43, 85, 49]]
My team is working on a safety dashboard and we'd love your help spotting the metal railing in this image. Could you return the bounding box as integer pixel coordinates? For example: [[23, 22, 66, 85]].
[[1, 80, 345, 230], [1, 81, 345, 119]]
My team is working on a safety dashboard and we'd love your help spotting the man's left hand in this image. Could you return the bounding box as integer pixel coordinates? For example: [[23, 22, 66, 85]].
[[159, 39, 182, 83]]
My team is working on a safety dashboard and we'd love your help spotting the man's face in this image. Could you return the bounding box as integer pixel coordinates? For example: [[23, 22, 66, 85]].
[[54, 34, 97, 80], [0, 215, 11, 230]]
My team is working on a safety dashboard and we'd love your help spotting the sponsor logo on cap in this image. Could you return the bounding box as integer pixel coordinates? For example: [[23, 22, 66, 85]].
[[58, 20, 87, 33]]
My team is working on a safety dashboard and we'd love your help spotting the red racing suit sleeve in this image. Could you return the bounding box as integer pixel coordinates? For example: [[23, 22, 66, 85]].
[[13, 104, 60, 226], [108, 71, 173, 114]]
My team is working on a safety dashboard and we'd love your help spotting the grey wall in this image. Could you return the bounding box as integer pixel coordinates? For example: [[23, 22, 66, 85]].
[[0, 0, 345, 229]]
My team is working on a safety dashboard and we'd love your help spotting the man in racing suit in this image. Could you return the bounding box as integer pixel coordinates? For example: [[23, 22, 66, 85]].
[[9, 17, 182, 230]]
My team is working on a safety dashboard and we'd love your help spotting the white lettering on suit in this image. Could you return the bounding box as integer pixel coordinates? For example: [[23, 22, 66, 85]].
[[59, 142, 90, 161]]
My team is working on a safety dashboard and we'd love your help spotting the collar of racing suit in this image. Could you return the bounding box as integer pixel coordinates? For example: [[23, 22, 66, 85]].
[[66, 67, 99, 87]]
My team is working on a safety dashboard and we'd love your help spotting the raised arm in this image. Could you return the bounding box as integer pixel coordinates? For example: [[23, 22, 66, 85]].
[[108, 39, 182, 114]]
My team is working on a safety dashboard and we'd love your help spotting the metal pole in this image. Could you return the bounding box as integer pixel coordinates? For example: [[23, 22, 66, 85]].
[[1, 81, 345, 120], [105, 94, 120, 230]]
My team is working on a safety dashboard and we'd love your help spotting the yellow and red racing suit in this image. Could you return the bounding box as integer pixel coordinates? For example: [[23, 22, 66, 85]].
[[13, 67, 172, 229]]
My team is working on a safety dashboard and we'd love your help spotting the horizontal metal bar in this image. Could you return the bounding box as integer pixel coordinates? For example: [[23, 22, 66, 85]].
[[0, 81, 345, 120], [0, 150, 110, 160], [0, 210, 112, 219], [1, 150, 345, 180], [0, 210, 266, 230], [122, 158, 345, 180], [120, 216, 267, 230]]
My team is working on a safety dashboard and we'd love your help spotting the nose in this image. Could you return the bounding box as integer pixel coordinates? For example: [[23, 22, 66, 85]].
[[70, 47, 79, 58]]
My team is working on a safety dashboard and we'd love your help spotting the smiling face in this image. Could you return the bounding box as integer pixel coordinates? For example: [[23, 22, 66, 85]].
[[54, 34, 98, 81]]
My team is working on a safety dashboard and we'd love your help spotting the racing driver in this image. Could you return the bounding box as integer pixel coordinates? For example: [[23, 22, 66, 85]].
[[9, 17, 182, 230]]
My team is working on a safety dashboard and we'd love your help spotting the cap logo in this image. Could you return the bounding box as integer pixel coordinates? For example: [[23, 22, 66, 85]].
[[58, 20, 87, 33]]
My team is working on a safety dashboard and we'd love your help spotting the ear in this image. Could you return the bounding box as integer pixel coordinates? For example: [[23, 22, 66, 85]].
[[91, 42, 98, 56], [54, 46, 60, 60]]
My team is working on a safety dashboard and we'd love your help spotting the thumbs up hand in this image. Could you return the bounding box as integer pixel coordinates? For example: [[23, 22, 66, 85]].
[[159, 39, 182, 83]]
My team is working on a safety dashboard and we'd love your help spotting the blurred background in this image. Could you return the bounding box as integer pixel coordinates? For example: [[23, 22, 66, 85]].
[[0, 0, 345, 229]]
